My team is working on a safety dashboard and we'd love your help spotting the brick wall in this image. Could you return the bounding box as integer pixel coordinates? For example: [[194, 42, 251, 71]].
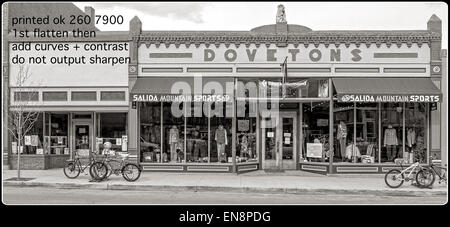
[[46, 155, 70, 168], [9, 155, 46, 170]]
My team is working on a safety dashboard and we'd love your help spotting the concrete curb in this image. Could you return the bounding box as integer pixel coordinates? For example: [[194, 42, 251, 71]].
[[4, 180, 447, 196]]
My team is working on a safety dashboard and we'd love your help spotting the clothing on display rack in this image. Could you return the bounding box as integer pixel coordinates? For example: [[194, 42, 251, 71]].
[[366, 144, 376, 157], [404, 127, 416, 163], [383, 126, 398, 146], [169, 126, 179, 162], [407, 128, 416, 148], [337, 121, 347, 160], [345, 143, 361, 160]]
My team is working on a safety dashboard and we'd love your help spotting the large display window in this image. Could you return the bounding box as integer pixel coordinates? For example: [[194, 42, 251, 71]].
[[332, 102, 428, 164], [96, 113, 128, 152], [44, 113, 69, 155], [302, 102, 330, 162], [139, 101, 233, 164], [10, 113, 44, 155], [405, 103, 427, 163]]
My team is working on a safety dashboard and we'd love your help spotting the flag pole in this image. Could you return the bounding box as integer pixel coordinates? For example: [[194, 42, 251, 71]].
[[280, 56, 288, 98]]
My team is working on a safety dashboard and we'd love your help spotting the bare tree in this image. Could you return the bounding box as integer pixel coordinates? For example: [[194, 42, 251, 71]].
[[7, 64, 40, 179]]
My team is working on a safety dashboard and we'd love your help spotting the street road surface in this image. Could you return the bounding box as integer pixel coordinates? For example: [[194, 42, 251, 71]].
[[3, 186, 447, 205]]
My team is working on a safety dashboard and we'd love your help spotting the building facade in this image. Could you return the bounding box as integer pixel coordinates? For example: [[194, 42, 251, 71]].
[[3, 4, 446, 174]]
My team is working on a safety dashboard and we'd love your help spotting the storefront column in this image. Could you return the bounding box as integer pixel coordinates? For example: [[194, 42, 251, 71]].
[[441, 50, 447, 167], [378, 104, 381, 163], [353, 102, 356, 162], [427, 103, 431, 163], [328, 78, 334, 174], [128, 104, 138, 159], [402, 102, 406, 157], [256, 96, 262, 170], [232, 78, 237, 173]]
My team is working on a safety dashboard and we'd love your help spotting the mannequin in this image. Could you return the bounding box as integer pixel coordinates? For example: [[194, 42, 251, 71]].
[[241, 134, 249, 158], [215, 125, 228, 162], [337, 121, 347, 161], [384, 124, 398, 162], [406, 124, 416, 164], [169, 125, 179, 163]]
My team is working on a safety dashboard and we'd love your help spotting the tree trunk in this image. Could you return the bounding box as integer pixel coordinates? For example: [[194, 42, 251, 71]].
[[17, 117, 21, 180]]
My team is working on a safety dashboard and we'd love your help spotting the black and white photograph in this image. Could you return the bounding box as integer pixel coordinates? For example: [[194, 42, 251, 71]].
[[1, 0, 448, 221]]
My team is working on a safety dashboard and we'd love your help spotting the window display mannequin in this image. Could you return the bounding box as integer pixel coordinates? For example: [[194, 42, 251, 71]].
[[240, 134, 249, 159], [215, 125, 228, 162], [405, 125, 416, 164], [337, 121, 347, 161], [384, 124, 398, 162], [169, 125, 179, 163]]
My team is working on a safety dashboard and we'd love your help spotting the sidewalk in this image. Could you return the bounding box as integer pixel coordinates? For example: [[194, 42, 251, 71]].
[[2, 169, 448, 196]]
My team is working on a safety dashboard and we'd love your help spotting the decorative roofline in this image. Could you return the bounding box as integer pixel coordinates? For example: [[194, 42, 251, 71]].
[[134, 30, 440, 49]]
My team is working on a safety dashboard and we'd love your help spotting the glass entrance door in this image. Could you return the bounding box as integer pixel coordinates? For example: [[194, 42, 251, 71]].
[[280, 112, 297, 169], [73, 124, 92, 159], [262, 112, 297, 170]]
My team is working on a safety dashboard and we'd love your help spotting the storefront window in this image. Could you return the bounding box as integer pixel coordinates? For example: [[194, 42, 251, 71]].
[[186, 104, 208, 163], [333, 103, 354, 162], [10, 112, 44, 155], [96, 113, 128, 152], [140, 102, 162, 163], [381, 103, 403, 163], [302, 102, 330, 162], [354, 103, 379, 164], [45, 113, 69, 155], [405, 103, 427, 163], [209, 102, 232, 163], [237, 101, 257, 163], [162, 102, 185, 163]]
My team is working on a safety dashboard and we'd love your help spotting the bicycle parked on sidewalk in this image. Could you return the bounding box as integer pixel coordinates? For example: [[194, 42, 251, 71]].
[[93, 152, 141, 182], [63, 150, 108, 180], [415, 157, 447, 188], [384, 160, 430, 188]]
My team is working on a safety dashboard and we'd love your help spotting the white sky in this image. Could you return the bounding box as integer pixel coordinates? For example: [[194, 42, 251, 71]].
[[74, 2, 448, 48]]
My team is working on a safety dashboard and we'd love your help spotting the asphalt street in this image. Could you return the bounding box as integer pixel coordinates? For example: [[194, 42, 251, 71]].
[[2, 186, 447, 205]]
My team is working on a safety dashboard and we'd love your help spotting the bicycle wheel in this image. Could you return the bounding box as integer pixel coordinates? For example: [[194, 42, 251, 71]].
[[89, 162, 108, 181], [385, 169, 404, 188], [63, 161, 80, 179], [122, 164, 141, 182], [416, 168, 435, 188]]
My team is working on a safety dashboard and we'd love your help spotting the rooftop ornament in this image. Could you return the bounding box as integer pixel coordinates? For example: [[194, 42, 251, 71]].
[[276, 4, 286, 23]]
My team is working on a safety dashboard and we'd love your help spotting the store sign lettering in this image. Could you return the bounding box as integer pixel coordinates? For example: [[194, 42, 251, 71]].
[[203, 48, 362, 62], [132, 94, 231, 102], [339, 94, 441, 103]]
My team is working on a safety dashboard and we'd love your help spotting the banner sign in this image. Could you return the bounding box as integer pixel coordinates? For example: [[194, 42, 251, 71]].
[[132, 94, 232, 102], [306, 143, 323, 158], [338, 94, 441, 103]]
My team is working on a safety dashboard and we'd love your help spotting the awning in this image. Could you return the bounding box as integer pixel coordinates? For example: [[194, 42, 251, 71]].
[[333, 78, 442, 103], [130, 77, 234, 102]]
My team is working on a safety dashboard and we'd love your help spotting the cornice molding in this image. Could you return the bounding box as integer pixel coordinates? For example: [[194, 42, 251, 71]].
[[136, 31, 440, 49]]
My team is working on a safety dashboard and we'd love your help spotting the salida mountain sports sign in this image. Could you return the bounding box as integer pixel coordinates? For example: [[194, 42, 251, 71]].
[[338, 94, 441, 102]]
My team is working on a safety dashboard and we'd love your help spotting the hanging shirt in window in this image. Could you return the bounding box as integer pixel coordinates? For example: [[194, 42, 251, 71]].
[[384, 128, 398, 146]]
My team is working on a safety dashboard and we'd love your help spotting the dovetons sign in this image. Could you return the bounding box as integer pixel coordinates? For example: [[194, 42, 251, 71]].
[[139, 44, 430, 64]]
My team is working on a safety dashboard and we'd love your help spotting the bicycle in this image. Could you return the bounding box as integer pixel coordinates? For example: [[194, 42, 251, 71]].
[[93, 152, 141, 182], [384, 160, 428, 188], [63, 150, 108, 180], [415, 158, 447, 188]]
